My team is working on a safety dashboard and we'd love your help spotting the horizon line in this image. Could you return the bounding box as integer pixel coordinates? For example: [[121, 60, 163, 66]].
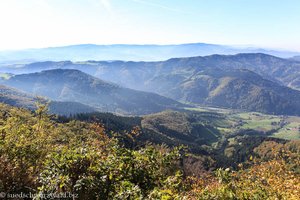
[[1, 42, 299, 53]]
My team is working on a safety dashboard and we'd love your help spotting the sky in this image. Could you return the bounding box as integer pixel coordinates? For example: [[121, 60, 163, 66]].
[[0, 0, 299, 51]]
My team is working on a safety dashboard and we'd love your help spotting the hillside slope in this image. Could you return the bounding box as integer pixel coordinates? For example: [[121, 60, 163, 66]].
[[0, 84, 96, 115], [0, 84, 37, 109], [168, 68, 300, 115], [2, 69, 183, 115]]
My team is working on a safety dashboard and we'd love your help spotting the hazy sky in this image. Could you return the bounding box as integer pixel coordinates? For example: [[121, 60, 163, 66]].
[[0, 0, 299, 51]]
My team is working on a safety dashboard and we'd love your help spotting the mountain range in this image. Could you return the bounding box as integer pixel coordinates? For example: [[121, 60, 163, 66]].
[[90, 53, 300, 91], [0, 43, 299, 64], [1, 69, 183, 115], [2, 53, 300, 91], [1, 53, 300, 116]]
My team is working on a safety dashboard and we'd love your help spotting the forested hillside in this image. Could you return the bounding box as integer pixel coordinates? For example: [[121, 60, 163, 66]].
[[0, 102, 299, 199]]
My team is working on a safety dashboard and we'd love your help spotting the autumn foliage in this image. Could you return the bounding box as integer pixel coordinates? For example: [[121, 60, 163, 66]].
[[0, 103, 299, 199]]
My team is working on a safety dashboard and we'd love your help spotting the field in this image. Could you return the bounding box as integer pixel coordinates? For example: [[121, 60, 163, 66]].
[[186, 106, 300, 140]]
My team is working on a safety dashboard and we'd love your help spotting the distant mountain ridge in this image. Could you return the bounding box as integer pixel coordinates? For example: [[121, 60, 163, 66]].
[[2, 69, 183, 115], [0, 43, 299, 63], [2, 53, 300, 91], [1, 53, 300, 115]]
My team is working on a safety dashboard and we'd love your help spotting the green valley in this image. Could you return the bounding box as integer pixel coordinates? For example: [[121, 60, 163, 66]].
[[186, 106, 300, 140]]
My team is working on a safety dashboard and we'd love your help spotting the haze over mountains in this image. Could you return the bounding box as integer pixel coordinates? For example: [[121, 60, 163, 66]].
[[2, 69, 183, 115], [291, 56, 300, 62], [0, 42, 300, 116], [0, 84, 98, 115], [2, 53, 300, 90], [0, 84, 37, 109], [0, 43, 299, 64], [1, 53, 300, 116]]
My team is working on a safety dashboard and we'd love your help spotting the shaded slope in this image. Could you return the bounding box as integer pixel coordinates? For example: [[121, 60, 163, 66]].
[[177, 68, 300, 115], [3, 69, 183, 115], [0, 84, 96, 115], [0, 84, 37, 109]]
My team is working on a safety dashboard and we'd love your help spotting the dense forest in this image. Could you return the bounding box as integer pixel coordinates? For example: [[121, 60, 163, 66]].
[[0, 102, 299, 199]]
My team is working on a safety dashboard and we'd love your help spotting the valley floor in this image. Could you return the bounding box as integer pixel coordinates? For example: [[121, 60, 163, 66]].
[[186, 106, 300, 140]]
